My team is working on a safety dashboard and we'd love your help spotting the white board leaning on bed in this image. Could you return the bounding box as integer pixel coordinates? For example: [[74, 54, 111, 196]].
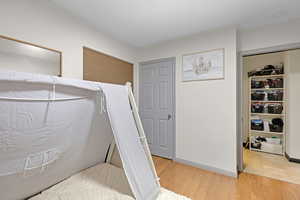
[[0, 72, 159, 200]]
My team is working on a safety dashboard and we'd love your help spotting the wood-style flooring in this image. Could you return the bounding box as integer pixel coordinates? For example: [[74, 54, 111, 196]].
[[153, 156, 300, 200], [244, 148, 300, 185]]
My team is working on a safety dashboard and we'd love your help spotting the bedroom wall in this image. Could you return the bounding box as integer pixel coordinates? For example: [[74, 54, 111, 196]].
[[285, 49, 300, 159], [137, 28, 238, 176], [0, 0, 137, 79], [239, 18, 300, 52]]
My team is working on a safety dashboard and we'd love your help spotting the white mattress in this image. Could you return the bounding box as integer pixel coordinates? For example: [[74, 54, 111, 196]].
[[29, 163, 191, 200]]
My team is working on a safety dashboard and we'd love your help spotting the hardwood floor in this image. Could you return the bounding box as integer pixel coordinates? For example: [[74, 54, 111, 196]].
[[244, 149, 300, 185], [152, 156, 300, 200]]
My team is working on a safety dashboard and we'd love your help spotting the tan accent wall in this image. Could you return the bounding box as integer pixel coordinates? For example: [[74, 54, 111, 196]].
[[83, 47, 133, 85]]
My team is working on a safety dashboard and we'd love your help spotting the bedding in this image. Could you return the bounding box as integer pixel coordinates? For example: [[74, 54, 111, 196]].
[[29, 163, 191, 200], [0, 72, 159, 200], [0, 72, 113, 200]]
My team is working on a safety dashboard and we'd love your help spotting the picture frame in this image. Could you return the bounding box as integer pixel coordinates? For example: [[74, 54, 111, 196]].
[[182, 48, 224, 82], [0, 35, 62, 77]]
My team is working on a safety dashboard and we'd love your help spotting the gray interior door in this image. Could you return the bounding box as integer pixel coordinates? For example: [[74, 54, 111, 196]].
[[139, 58, 175, 159]]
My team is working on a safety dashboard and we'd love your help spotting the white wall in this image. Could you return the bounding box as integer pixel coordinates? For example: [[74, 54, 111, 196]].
[[138, 28, 238, 176], [239, 18, 300, 52], [285, 49, 300, 159], [0, 0, 137, 79]]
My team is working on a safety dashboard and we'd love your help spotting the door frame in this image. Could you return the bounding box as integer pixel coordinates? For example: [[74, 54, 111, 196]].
[[138, 57, 176, 159], [237, 42, 300, 173]]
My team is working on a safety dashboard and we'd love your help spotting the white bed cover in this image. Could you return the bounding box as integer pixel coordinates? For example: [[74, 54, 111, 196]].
[[0, 72, 160, 200], [29, 163, 190, 200]]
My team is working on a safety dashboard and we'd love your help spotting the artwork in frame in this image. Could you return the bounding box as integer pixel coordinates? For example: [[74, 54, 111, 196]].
[[182, 48, 224, 81]]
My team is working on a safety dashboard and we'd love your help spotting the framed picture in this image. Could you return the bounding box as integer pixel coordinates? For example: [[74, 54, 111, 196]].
[[182, 48, 224, 81]]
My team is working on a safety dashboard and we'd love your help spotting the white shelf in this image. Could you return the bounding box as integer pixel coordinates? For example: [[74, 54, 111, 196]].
[[250, 74, 285, 79], [249, 70, 286, 155], [251, 100, 284, 103], [250, 147, 283, 155], [251, 88, 284, 91], [251, 113, 285, 117], [250, 130, 284, 136]]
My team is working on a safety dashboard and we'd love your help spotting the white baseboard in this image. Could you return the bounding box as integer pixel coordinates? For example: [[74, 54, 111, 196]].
[[174, 157, 237, 178]]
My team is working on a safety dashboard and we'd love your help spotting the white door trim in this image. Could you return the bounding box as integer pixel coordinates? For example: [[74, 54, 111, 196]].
[[237, 42, 300, 172]]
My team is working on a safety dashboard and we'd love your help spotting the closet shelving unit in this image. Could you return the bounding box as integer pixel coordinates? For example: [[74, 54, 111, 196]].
[[249, 74, 286, 155]]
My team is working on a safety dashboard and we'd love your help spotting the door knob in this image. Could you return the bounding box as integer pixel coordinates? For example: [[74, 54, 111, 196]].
[[167, 114, 172, 120]]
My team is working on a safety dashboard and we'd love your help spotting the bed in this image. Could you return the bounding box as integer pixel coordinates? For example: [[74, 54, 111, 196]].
[[0, 71, 191, 200]]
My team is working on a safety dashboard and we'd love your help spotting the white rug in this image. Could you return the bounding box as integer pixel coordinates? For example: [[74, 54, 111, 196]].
[[30, 163, 191, 200], [158, 188, 191, 200]]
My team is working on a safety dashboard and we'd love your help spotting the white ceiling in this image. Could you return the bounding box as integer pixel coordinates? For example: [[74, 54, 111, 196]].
[[52, 0, 300, 47]]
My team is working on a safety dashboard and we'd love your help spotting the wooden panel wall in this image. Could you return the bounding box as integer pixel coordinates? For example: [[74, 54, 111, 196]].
[[83, 47, 133, 85]]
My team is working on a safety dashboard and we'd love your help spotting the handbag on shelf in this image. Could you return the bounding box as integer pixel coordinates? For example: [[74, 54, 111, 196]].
[[251, 119, 264, 131], [267, 104, 283, 114], [251, 80, 265, 89], [269, 118, 284, 132], [251, 92, 266, 101], [267, 91, 283, 101], [274, 64, 284, 75], [251, 103, 265, 113], [266, 78, 283, 88], [260, 65, 275, 75], [272, 78, 284, 88]]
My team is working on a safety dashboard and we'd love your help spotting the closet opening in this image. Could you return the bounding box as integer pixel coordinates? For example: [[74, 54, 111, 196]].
[[238, 46, 300, 184]]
